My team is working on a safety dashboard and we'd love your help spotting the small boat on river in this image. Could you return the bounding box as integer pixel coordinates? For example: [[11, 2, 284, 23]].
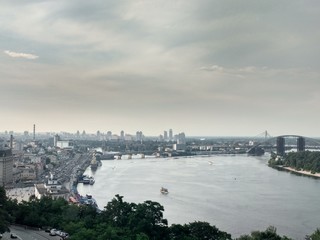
[[78, 175, 95, 185], [160, 187, 169, 194]]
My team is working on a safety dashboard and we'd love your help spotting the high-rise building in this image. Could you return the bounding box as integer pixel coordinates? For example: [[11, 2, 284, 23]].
[[106, 131, 112, 141], [173, 132, 186, 152], [0, 140, 14, 186], [164, 131, 168, 141], [23, 131, 29, 138], [120, 130, 125, 141], [169, 129, 173, 141], [136, 131, 143, 142], [177, 132, 186, 144], [159, 135, 164, 141], [54, 134, 60, 147], [33, 124, 36, 140]]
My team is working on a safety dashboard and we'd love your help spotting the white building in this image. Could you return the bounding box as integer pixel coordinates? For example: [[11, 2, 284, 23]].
[[56, 140, 74, 149], [173, 143, 186, 151], [54, 134, 74, 149], [34, 173, 69, 200]]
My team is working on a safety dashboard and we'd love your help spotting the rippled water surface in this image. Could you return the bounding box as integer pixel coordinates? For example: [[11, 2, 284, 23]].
[[78, 155, 320, 239]]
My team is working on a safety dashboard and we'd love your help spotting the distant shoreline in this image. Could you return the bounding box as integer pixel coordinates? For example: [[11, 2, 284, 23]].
[[274, 165, 320, 179]]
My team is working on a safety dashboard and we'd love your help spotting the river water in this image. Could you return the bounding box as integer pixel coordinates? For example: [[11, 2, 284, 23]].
[[77, 154, 320, 239]]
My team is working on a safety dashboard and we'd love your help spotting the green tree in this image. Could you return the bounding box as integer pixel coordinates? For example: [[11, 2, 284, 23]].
[[237, 226, 291, 240], [0, 187, 10, 233], [169, 224, 194, 240], [307, 228, 320, 240], [136, 232, 150, 240], [187, 221, 231, 240], [169, 221, 231, 240], [100, 194, 135, 228], [129, 200, 168, 239]]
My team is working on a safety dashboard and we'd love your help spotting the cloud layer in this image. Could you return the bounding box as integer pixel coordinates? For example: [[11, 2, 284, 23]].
[[0, 1, 320, 136]]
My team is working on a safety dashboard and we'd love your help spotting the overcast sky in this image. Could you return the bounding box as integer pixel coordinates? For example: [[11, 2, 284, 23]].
[[1, 0, 320, 137]]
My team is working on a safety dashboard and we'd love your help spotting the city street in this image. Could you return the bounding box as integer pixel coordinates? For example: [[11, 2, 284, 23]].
[[2, 226, 62, 240]]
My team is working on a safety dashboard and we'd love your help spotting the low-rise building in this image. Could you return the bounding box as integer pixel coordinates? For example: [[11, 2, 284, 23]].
[[34, 173, 69, 200], [16, 164, 37, 181], [173, 143, 186, 151]]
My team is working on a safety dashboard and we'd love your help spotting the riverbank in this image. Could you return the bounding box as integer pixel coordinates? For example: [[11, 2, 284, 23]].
[[273, 165, 320, 178], [77, 155, 320, 239]]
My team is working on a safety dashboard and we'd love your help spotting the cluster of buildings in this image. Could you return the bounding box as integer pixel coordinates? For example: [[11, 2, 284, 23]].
[[0, 126, 187, 192], [34, 173, 69, 200], [0, 132, 75, 202]]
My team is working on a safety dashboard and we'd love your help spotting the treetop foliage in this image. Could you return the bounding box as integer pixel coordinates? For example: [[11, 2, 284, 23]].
[[269, 151, 320, 174], [0, 187, 319, 239]]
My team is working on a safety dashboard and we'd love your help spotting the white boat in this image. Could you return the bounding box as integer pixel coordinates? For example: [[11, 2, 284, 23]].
[[81, 176, 95, 185], [160, 187, 169, 194]]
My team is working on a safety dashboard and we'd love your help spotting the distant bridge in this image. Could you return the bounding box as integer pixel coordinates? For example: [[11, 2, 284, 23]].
[[248, 134, 320, 156]]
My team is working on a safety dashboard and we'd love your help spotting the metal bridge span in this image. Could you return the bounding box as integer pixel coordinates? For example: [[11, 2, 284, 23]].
[[248, 135, 320, 156]]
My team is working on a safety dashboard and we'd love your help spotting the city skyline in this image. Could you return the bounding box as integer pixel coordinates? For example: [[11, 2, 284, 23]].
[[1, 1, 320, 137], [0, 127, 182, 138]]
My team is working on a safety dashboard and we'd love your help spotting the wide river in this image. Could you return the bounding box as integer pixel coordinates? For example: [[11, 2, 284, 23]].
[[77, 154, 320, 239]]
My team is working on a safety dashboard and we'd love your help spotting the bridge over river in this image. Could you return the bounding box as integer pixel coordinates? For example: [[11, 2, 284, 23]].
[[248, 134, 320, 156]]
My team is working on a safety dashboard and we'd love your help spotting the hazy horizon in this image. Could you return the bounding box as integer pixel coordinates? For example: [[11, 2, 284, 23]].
[[2, 129, 318, 140], [1, 1, 320, 137]]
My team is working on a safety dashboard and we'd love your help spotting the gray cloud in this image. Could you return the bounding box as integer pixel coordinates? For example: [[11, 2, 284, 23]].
[[0, 0, 320, 136]]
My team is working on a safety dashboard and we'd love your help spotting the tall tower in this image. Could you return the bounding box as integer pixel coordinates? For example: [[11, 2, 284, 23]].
[[164, 131, 168, 141], [169, 129, 173, 141], [120, 130, 125, 141], [10, 135, 13, 149], [54, 134, 60, 147], [106, 131, 112, 141], [33, 124, 36, 141]]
